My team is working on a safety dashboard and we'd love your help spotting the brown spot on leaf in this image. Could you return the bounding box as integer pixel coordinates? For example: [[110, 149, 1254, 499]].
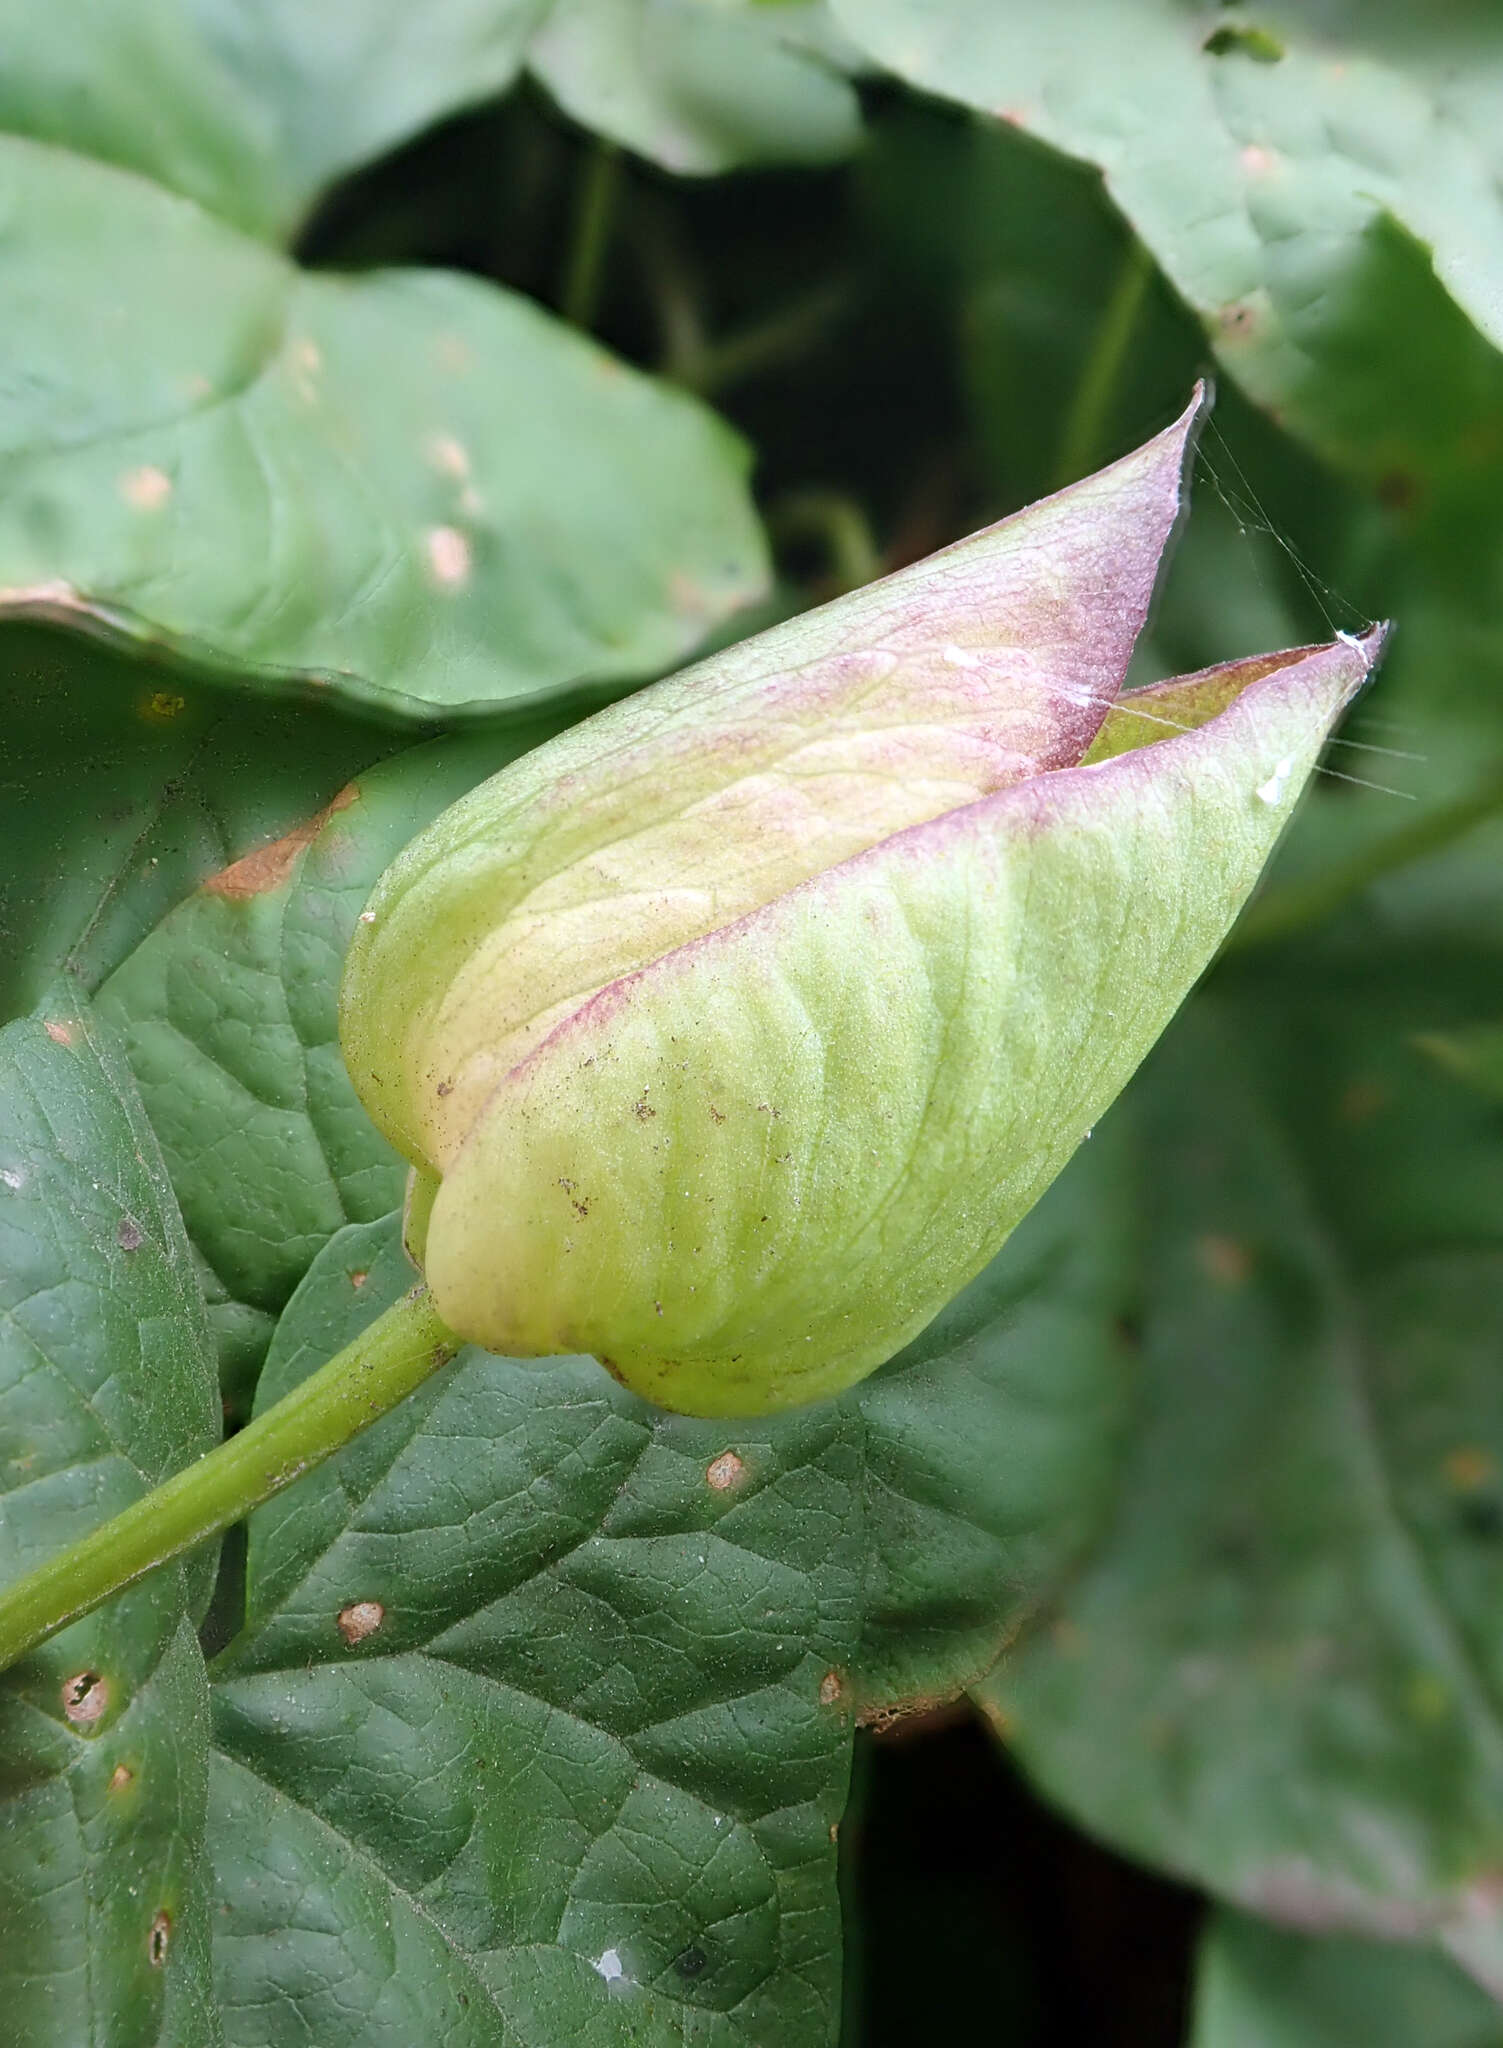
[[62, 1671, 108, 1727], [108, 1763, 134, 1793], [148, 1911, 171, 1966], [205, 785, 358, 900], [818, 1670, 845, 1708], [705, 1451, 745, 1492], [43, 1019, 76, 1047], [1339, 1079, 1388, 1125], [1444, 1445, 1496, 1492], [1217, 300, 1260, 338], [117, 1216, 145, 1252], [862, 1694, 972, 1739], [336, 1600, 385, 1646], [349, 1269, 368, 1291], [1197, 1234, 1252, 1287]]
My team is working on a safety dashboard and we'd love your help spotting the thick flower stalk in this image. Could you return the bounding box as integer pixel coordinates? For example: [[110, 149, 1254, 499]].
[[342, 386, 1383, 1416]]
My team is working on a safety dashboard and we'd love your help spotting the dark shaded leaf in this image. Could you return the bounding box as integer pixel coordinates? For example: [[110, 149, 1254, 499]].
[[0, 994, 219, 2044]]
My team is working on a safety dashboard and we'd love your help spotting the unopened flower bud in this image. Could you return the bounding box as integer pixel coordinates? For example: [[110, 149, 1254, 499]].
[[340, 388, 1382, 1415]]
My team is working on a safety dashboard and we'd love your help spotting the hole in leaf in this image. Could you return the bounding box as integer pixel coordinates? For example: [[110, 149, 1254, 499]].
[[1203, 25, 1284, 60], [62, 1671, 108, 1727], [148, 1911, 170, 1966]]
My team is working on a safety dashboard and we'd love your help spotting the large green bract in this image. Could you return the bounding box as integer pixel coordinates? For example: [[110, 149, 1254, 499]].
[[341, 397, 1377, 1413]]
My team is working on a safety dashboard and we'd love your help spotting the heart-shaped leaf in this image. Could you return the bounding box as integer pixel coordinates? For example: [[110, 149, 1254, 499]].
[[0, 134, 766, 722], [202, 1124, 1128, 2044]]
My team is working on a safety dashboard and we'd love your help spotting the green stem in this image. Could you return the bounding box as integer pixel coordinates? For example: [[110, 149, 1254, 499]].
[[1228, 770, 1503, 953], [687, 277, 854, 397], [0, 1286, 460, 1671], [767, 490, 882, 595], [1052, 238, 1154, 490], [560, 142, 621, 333]]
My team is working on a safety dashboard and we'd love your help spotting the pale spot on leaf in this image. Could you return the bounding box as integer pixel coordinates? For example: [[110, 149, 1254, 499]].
[[44, 1019, 76, 1047], [425, 432, 470, 479], [119, 465, 172, 511], [426, 525, 471, 589]]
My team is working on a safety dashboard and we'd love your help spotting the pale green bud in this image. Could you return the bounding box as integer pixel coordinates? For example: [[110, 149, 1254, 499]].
[[340, 389, 1382, 1415]]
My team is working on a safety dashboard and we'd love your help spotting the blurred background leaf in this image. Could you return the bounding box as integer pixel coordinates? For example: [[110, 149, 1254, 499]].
[[977, 919, 1503, 1955], [1191, 1911, 1503, 2048]]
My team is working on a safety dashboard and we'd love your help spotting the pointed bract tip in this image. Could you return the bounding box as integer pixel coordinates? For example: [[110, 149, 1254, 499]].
[[1334, 621, 1392, 680]]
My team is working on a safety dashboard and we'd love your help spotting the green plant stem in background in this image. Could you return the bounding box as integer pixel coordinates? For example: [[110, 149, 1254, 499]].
[[0, 1287, 459, 1671], [560, 141, 621, 332], [689, 277, 855, 396], [1229, 770, 1503, 950], [1052, 239, 1154, 489], [767, 488, 882, 593]]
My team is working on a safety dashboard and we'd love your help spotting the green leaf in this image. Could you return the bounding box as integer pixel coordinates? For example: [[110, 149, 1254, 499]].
[[0, 624, 405, 1029], [1, 1, 860, 238], [202, 1135, 1127, 2042], [834, 0, 1503, 489], [0, 0, 549, 241], [0, 992, 220, 2045], [95, 726, 564, 1397], [211, 1215, 865, 2046], [0, 134, 767, 721], [1192, 1911, 1503, 2047], [530, 0, 862, 175], [977, 952, 1503, 1936]]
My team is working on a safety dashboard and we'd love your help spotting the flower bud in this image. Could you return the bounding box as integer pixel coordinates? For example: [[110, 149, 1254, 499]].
[[340, 388, 1382, 1416]]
